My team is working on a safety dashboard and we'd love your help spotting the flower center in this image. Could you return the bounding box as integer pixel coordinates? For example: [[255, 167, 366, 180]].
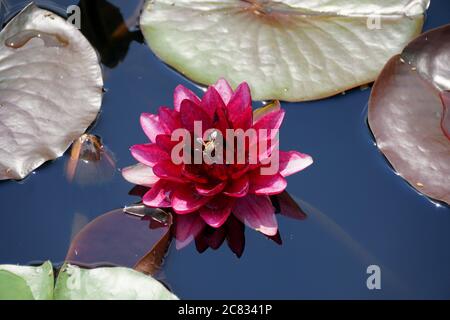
[[196, 129, 220, 163]]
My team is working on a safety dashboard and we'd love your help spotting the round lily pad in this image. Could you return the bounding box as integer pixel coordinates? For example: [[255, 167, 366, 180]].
[[140, 0, 428, 101], [0, 4, 103, 180], [368, 24, 450, 205]]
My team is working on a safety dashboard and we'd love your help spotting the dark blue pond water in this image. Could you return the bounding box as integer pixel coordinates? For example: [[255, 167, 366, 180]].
[[1, 0, 449, 299]]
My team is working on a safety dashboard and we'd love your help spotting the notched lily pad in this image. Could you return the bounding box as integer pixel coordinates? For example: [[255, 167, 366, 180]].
[[66, 207, 172, 276], [140, 0, 428, 101], [0, 261, 54, 300], [0, 4, 103, 180], [0, 261, 177, 300], [54, 264, 178, 300], [368, 24, 450, 205]]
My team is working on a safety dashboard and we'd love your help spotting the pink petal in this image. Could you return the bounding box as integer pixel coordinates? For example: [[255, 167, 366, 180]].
[[235, 108, 253, 131], [253, 100, 281, 123], [182, 164, 208, 184], [195, 181, 227, 196], [253, 109, 285, 131], [199, 196, 235, 228], [175, 213, 205, 249], [171, 185, 211, 214], [152, 160, 185, 182], [130, 143, 169, 167], [223, 175, 249, 197], [158, 106, 182, 132], [226, 82, 252, 129], [199, 208, 231, 229], [214, 102, 230, 134], [201, 86, 225, 119], [121, 163, 159, 187], [180, 99, 212, 132], [140, 113, 168, 143], [143, 180, 174, 207], [251, 110, 285, 158], [213, 78, 233, 105], [279, 151, 313, 177], [155, 134, 178, 153], [230, 164, 250, 179], [248, 172, 287, 195], [232, 194, 278, 236], [257, 138, 279, 164], [204, 164, 228, 181], [173, 85, 201, 112]]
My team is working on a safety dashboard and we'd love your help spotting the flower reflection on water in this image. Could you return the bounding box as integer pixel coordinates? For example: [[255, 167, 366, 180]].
[[65, 188, 308, 280]]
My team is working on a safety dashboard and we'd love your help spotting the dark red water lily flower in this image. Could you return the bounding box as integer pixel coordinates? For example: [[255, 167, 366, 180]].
[[122, 79, 312, 239]]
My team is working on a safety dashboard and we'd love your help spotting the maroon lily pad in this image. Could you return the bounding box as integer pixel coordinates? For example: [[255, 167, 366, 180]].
[[65, 206, 172, 275], [368, 24, 450, 205]]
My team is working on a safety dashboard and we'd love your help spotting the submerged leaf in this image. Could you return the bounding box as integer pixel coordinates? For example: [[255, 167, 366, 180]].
[[77, 0, 144, 68], [368, 24, 450, 204], [0, 261, 54, 300], [65, 134, 116, 185], [140, 0, 428, 101], [54, 264, 178, 300], [0, 4, 103, 180]]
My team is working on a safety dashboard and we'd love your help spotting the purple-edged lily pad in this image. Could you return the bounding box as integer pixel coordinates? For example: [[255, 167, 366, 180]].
[[368, 24, 450, 205]]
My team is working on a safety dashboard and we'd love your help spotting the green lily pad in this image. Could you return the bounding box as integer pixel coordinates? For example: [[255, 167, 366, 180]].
[[54, 264, 178, 300], [0, 262, 177, 300], [0, 261, 54, 300], [140, 0, 429, 101]]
